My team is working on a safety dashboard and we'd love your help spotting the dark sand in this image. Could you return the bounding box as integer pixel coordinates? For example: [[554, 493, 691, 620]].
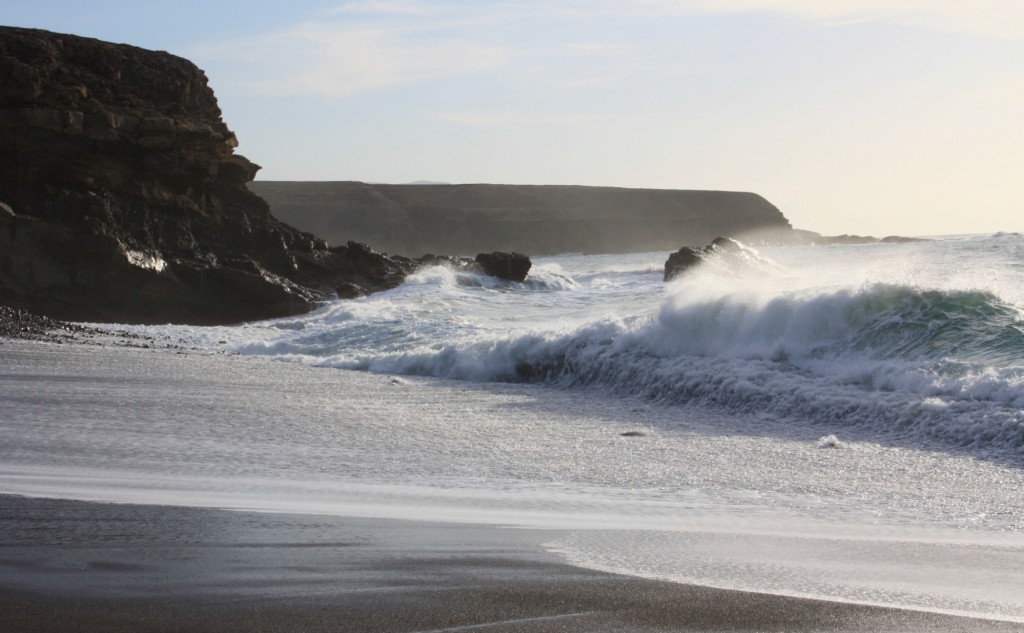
[[2, 336, 1021, 631], [1, 495, 1020, 632]]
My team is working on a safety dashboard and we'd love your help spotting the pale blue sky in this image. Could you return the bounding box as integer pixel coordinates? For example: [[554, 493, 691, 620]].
[[4, 1, 1022, 236]]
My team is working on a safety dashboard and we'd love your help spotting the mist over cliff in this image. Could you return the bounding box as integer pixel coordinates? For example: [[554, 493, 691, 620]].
[[249, 181, 794, 257]]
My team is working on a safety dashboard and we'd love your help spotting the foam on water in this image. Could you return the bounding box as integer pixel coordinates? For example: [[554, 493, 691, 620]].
[[549, 528, 1024, 622], [5, 231, 1024, 623], [52, 233, 1024, 620], [144, 235, 1024, 463]]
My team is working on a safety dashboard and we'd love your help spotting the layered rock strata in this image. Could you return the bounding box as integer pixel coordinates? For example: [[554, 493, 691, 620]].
[[0, 27, 412, 324]]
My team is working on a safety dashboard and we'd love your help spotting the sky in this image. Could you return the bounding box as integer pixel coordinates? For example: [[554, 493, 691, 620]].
[[3, 1, 1022, 236]]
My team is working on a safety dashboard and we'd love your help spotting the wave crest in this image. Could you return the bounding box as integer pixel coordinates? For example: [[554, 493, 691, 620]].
[[356, 283, 1024, 458]]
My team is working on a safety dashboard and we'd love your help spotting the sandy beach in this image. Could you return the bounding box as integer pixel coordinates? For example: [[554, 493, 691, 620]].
[[2, 337, 1023, 631], [2, 494, 1021, 633]]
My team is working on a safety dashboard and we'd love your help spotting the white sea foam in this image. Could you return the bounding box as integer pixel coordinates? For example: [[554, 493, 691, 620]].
[[15, 236, 1024, 622], [107, 236, 1024, 463], [292, 282, 1023, 458], [5, 234, 1024, 623], [549, 528, 1024, 623]]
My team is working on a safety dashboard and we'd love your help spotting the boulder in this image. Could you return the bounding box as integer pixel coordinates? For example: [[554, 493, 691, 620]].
[[664, 237, 760, 281], [474, 252, 532, 282], [663, 246, 704, 281], [0, 27, 413, 324]]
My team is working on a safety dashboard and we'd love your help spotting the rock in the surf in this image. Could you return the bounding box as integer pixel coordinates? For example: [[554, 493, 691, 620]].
[[663, 247, 705, 281], [474, 252, 532, 282], [662, 236, 787, 281], [664, 237, 745, 281]]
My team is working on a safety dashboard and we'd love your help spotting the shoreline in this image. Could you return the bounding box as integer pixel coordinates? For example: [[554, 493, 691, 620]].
[[3, 494, 1022, 633], [3, 336, 1024, 630]]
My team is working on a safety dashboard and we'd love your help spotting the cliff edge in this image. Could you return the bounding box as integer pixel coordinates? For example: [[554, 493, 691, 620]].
[[0, 27, 411, 324], [249, 181, 794, 257]]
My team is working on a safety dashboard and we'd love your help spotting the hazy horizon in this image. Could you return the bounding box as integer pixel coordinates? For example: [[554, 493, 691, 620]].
[[4, 1, 1022, 237]]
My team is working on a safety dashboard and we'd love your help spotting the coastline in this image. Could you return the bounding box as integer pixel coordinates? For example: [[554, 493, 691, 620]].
[[3, 494, 1021, 633], [2, 336, 1023, 630], [1, 19, 1020, 632]]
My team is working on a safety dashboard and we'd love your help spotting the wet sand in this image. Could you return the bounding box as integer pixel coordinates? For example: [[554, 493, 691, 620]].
[[2, 337, 1022, 631], [1, 495, 1020, 633]]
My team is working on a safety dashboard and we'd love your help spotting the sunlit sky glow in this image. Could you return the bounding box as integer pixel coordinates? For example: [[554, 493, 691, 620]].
[[4, 1, 1022, 235]]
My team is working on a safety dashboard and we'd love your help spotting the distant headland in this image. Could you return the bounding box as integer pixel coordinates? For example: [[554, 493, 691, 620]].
[[249, 181, 796, 257]]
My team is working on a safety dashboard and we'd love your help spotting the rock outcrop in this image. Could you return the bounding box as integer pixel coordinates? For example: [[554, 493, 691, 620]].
[[663, 246, 707, 281], [826, 234, 928, 245], [248, 181, 794, 257], [0, 27, 413, 324], [664, 237, 780, 281], [414, 251, 534, 283], [474, 252, 532, 282], [664, 237, 733, 281], [742, 227, 927, 246]]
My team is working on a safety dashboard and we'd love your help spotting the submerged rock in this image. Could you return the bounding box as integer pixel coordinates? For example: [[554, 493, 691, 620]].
[[0, 27, 413, 324]]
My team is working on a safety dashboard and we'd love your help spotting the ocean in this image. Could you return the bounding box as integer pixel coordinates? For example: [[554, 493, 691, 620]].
[[157, 231, 1024, 466], [2, 232, 1023, 621]]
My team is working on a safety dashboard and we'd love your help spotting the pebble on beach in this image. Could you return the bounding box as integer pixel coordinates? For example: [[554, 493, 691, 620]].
[[0, 306, 163, 348], [0, 306, 97, 342]]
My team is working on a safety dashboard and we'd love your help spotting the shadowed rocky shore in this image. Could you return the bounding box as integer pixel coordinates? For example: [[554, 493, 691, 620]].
[[0, 305, 97, 341], [0, 27, 417, 325]]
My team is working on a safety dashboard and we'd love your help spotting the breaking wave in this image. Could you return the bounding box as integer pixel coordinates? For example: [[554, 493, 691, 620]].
[[343, 282, 1024, 459], [210, 236, 1024, 461]]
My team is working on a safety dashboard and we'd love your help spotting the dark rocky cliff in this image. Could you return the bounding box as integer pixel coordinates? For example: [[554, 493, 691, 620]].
[[249, 181, 793, 257], [0, 27, 411, 324]]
